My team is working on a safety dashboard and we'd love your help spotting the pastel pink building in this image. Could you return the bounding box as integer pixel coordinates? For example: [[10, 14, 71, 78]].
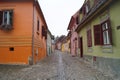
[[67, 11, 79, 56]]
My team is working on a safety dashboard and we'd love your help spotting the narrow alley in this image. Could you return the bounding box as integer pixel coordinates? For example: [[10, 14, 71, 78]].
[[0, 50, 113, 80]]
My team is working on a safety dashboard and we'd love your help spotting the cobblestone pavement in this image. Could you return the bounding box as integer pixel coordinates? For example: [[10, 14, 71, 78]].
[[0, 50, 114, 80]]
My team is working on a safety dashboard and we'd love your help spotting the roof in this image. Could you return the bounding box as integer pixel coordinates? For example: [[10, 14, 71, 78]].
[[47, 28, 54, 39], [67, 16, 75, 30], [76, 0, 113, 32], [34, 0, 48, 30], [55, 35, 66, 44], [67, 11, 79, 30]]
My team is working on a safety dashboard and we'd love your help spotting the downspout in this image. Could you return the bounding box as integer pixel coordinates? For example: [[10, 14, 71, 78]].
[[32, 0, 35, 65], [46, 29, 48, 56], [46, 31, 48, 56]]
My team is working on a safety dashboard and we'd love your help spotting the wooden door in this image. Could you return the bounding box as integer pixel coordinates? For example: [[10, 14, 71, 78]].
[[79, 37, 83, 58]]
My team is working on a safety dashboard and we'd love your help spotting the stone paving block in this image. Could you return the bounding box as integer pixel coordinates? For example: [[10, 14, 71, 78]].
[[0, 50, 114, 80]]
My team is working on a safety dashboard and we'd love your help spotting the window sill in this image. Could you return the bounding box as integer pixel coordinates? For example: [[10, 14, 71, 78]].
[[87, 47, 93, 52], [0, 24, 13, 30], [102, 45, 113, 53], [102, 45, 112, 48]]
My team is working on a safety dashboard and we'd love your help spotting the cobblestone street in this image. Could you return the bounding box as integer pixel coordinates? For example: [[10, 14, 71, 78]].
[[0, 50, 113, 80]]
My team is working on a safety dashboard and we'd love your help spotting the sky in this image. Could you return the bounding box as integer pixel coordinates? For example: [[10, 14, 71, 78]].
[[38, 0, 84, 37]]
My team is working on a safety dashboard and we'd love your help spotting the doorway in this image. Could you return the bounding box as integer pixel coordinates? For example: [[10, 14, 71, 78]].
[[79, 37, 83, 58]]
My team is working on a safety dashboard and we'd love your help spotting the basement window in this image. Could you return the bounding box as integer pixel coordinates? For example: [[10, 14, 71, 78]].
[[9, 47, 14, 51]]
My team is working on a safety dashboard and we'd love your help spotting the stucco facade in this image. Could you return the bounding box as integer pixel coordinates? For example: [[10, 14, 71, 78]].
[[62, 39, 70, 53], [47, 30, 52, 56], [55, 35, 65, 51], [76, 0, 120, 79], [68, 12, 79, 56], [0, 0, 47, 65], [70, 32, 78, 56]]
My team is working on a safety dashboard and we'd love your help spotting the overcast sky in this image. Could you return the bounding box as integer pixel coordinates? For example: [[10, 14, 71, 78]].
[[39, 0, 84, 37]]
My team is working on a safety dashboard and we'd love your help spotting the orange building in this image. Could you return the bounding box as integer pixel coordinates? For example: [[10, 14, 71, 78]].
[[0, 0, 47, 65]]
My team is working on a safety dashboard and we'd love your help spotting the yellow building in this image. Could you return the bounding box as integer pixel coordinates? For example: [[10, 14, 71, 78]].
[[61, 33, 70, 53], [76, 0, 120, 79]]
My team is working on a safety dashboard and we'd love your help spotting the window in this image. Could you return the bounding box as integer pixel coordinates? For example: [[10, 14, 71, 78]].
[[101, 20, 112, 45], [36, 19, 40, 35], [94, 19, 112, 45], [76, 16, 79, 24], [85, 1, 90, 13], [42, 26, 45, 37], [37, 20, 39, 31], [0, 10, 13, 30], [42, 26, 47, 39], [87, 29, 92, 47], [94, 24, 102, 45], [82, 5, 86, 16], [82, 0, 90, 16]]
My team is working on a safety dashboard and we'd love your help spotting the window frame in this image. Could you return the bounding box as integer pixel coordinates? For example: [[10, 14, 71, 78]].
[[101, 19, 112, 45], [0, 10, 13, 25], [94, 19, 112, 46], [94, 24, 102, 45], [0, 9, 13, 30], [85, 0, 90, 14]]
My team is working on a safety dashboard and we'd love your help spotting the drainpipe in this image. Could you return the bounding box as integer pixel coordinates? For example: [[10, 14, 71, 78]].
[[45, 31, 47, 56], [32, 0, 35, 65]]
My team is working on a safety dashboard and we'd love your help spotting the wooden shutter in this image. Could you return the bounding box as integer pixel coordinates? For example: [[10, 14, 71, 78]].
[[42, 26, 47, 39], [9, 10, 13, 26], [42, 26, 45, 36], [107, 19, 112, 45], [45, 29, 47, 39], [0, 11, 3, 25], [76, 16, 79, 24], [37, 20, 39, 31], [94, 24, 102, 45], [87, 29, 92, 47], [82, 5, 86, 16]]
